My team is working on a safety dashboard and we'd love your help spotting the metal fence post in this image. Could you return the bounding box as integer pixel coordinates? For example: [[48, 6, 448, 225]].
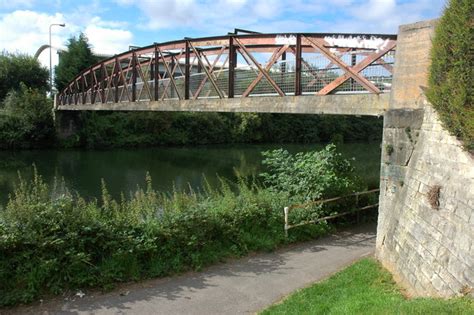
[[228, 36, 236, 98], [185, 40, 190, 100], [295, 34, 302, 96]]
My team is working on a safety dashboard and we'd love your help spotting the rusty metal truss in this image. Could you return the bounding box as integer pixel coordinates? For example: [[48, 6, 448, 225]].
[[57, 32, 397, 106]]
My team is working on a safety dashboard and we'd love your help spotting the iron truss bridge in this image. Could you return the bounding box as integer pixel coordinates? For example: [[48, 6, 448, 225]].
[[57, 32, 397, 107]]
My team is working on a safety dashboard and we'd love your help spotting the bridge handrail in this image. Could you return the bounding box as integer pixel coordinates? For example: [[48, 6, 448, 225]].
[[57, 32, 397, 106]]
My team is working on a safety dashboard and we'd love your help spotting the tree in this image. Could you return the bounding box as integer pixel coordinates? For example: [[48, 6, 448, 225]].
[[0, 84, 55, 148], [0, 52, 49, 101], [54, 33, 100, 92], [427, 0, 473, 151]]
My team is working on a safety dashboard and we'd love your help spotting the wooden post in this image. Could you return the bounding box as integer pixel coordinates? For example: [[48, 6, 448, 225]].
[[284, 206, 289, 238], [295, 34, 302, 96]]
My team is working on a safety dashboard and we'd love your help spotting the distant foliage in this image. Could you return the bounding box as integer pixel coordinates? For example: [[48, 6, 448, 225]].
[[62, 111, 383, 148], [0, 52, 48, 100], [427, 0, 473, 151], [0, 85, 55, 149], [55, 33, 100, 92], [260, 144, 360, 202]]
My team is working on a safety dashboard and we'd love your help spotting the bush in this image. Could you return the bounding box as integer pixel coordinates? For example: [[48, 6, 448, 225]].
[[427, 0, 474, 151], [260, 144, 360, 202], [0, 145, 368, 306], [0, 52, 48, 100], [0, 168, 330, 306], [0, 85, 55, 149]]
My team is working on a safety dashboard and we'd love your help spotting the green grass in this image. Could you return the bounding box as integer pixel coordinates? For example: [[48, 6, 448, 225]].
[[261, 258, 474, 315]]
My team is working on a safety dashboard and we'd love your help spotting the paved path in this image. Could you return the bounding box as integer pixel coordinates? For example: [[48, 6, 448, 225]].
[[8, 224, 376, 315]]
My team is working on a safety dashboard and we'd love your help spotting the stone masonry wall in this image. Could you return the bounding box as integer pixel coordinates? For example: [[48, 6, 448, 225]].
[[377, 103, 474, 297], [376, 19, 474, 297]]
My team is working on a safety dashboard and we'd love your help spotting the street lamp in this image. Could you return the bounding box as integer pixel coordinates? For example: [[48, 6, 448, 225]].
[[49, 23, 65, 96]]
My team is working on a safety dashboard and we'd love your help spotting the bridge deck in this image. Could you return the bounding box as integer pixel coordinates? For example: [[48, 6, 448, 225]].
[[57, 93, 389, 116]]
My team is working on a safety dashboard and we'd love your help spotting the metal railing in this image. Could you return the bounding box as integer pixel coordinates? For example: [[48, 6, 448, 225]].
[[57, 33, 397, 107], [283, 188, 380, 237]]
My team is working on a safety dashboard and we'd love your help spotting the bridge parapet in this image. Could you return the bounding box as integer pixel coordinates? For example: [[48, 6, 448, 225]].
[[57, 32, 396, 108]]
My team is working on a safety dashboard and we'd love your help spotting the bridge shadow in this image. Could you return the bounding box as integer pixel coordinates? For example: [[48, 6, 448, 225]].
[[6, 223, 376, 315]]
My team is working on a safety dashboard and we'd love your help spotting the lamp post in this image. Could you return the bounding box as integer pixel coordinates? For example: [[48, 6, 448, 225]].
[[49, 23, 65, 96]]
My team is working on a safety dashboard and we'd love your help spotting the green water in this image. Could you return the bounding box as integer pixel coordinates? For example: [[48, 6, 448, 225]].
[[0, 143, 381, 205]]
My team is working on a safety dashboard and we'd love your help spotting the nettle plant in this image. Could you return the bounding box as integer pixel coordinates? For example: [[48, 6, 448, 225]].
[[260, 144, 360, 202]]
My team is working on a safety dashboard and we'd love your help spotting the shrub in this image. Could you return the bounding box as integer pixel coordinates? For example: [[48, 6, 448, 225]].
[[0, 52, 48, 100], [0, 169, 328, 306], [427, 0, 474, 151], [0, 146, 371, 306], [260, 144, 361, 202], [0, 85, 55, 149]]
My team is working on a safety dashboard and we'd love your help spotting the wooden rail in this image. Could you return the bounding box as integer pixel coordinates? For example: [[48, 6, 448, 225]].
[[283, 188, 380, 237]]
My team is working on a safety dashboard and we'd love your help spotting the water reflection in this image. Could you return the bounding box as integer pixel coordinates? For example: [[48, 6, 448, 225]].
[[0, 143, 381, 205]]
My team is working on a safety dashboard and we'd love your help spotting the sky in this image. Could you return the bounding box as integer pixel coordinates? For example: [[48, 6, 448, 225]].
[[0, 0, 446, 68]]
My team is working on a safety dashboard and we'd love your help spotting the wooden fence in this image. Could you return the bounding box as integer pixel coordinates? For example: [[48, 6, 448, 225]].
[[283, 188, 380, 237]]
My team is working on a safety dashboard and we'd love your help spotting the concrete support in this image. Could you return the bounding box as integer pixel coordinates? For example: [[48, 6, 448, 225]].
[[54, 110, 81, 140], [377, 19, 474, 298]]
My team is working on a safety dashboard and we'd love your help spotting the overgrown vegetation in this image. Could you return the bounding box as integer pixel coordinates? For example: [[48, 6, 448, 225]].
[[427, 0, 473, 151], [0, 85, 55, 149], [0, 145, 368, 306], [261, 258, 474, 315], [261, 144, 360, 202], [0, 52, 49, 100]]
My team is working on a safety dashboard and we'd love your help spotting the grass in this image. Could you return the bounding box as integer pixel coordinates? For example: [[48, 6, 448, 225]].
[[261, 258, 474, 315]]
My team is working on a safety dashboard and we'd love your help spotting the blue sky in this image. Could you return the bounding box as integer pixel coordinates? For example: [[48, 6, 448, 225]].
[[0, 0, 445, 67]]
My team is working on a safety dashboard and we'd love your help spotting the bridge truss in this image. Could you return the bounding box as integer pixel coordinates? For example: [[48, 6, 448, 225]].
[[57, 32, 396, 107]]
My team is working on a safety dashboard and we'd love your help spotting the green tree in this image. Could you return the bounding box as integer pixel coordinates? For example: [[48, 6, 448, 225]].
[[427, 0, 473, 151], [0, 84, 55, 148], [54, 33, 99, 92], [0, 52, 48, 101]]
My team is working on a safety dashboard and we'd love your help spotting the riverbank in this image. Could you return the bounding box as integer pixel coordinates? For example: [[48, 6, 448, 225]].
[[0, 145, 375, 307]]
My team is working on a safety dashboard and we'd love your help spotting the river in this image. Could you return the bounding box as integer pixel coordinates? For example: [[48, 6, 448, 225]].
[[0, 143, 381, 206]]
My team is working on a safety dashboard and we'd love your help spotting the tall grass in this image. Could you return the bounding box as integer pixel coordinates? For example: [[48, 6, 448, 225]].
[[0, 169, 330, 306], [0, 145, 370, 306]]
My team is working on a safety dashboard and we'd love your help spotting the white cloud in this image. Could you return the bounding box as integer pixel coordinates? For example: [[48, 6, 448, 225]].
[[114, 0, 444, 35], [0, 10, 67, 67], [84, 25, 132, 55], [0, 10, 133, 69]]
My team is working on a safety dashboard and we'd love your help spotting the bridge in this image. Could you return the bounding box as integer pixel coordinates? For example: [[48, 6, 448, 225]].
[[56, 32, 396, 116], [56, 21, 472, 299]]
